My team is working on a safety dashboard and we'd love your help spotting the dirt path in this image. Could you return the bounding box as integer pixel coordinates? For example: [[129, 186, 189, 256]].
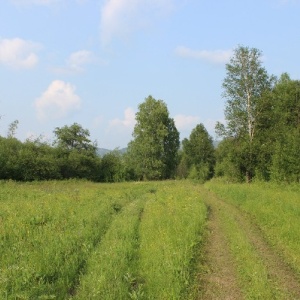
[[194, 187, 300, 299], [193, 190, 243, 300]]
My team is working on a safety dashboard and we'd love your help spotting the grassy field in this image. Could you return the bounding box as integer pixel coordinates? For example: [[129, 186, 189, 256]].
[[205, 180, 300, 299], [0, 180, 207, 300], [206, 180, 300, 277], [1, 179, 300, 299]]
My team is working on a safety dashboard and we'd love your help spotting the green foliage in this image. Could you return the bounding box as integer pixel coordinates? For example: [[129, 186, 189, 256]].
[[175, 150, 189, 179], [216, 45, 275, 182], [216, 48, 300, 183], [99, 150, 126, 182], [182, 123, 215, 182], [0, 134, 102, 182], [0, 136, 23, 180], [7, 120, 19, 138], [53, 123, 101, 181], [127, 95, 180, 180], [53, 123, 96, 153], [221, 45, 274, 141], [271, 129, 300, 183]]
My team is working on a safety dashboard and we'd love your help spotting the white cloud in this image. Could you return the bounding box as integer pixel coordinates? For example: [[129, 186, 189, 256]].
[[34, 80, 81, 121], [0, 38, 41, 69], [109, 107, 136, 129], [174, 114, 200, 131], [175, 46, 232, 64], [67, 50, 93, 71], [97, 107, 136, 149], [52, 50, 95, 74], [100, 0, 175, 45]]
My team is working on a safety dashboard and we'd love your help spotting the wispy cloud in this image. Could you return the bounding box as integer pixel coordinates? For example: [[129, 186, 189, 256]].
[[100, 0, 175, 45], [174, 114, 200, 131], [175, 46, 232, 64], [99, 107, 136, 149], [109, 107, 136, 130], [34, 80, 81, 121], [0, 38, 41, 69], [52, 50, 97, 74]]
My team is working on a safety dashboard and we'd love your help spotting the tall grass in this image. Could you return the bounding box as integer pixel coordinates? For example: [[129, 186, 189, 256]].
[[0, 180, 135, 299], [217, 199, 278, 299], [206, 179, 300, 276], [138, 181, 207, 299], [0, 180, 208, 299], [74, 198, 147, 299]]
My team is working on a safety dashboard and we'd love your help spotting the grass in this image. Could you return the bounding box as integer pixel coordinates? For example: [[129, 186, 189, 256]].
[[0, 180, 207, 299], [216, 200, 278, 299], [138, 181, 207, 299], [74, 198, 146, 299], [206, 179, 300, 278], [0, 180, 136, 299]]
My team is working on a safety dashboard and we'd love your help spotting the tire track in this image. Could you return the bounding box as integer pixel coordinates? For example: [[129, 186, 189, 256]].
[[193, 189, 243, 300], [201, 187, 300, 299]]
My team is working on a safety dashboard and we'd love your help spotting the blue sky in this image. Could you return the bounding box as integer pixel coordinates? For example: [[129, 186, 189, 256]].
[[0, 0, 299, 149]]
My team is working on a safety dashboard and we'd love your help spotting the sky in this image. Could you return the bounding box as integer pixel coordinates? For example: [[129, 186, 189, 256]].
[[0, 0, 299, 149]]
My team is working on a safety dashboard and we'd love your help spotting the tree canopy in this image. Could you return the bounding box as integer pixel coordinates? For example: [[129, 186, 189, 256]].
[[215, 46, 275, 182], [127, 95, 180, 180], [182, 123, 215, 181]]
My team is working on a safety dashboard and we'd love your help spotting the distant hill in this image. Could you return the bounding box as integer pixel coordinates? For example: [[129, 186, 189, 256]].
[[97, 148, 127, 157]]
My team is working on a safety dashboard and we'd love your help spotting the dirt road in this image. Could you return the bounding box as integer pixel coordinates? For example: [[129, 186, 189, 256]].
[[192, 187, 300, 299]]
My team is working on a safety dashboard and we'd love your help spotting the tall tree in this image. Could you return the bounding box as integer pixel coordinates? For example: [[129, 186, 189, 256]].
[[127, 95, 180, 180], [182, 123, 215, 181], [216, 46, 274, 181], [267, 74, 300, 182]]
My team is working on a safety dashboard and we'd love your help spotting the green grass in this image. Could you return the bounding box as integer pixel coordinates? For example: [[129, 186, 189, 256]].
[[0, 180, 207, 299], [206, 179, 300, 277], [0, 180, 136, 299], [138, 181, 207, 299], [74, 198, 146, 299], [216, 200, 278, 299]]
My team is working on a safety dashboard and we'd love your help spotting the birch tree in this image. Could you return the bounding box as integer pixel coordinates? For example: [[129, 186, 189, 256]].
[[216, 46, 274, 181]]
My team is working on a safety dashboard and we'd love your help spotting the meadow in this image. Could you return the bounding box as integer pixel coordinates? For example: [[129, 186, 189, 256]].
[[0, 180, 206, 300], [206, 180, 300, 277], [205, 180, 300, 299], [1, 179, 300, 299]]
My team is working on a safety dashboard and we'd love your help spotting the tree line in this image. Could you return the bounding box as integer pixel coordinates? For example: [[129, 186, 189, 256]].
[[0, 46, 299, 183]]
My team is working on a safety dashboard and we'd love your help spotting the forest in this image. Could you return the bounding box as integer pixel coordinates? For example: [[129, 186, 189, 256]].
[[0, 46, 299, 183]]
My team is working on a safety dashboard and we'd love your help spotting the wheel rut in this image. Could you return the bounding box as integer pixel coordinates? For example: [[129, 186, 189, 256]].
[[197, 187, 300, 300], [192, 188, 243, 299]]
